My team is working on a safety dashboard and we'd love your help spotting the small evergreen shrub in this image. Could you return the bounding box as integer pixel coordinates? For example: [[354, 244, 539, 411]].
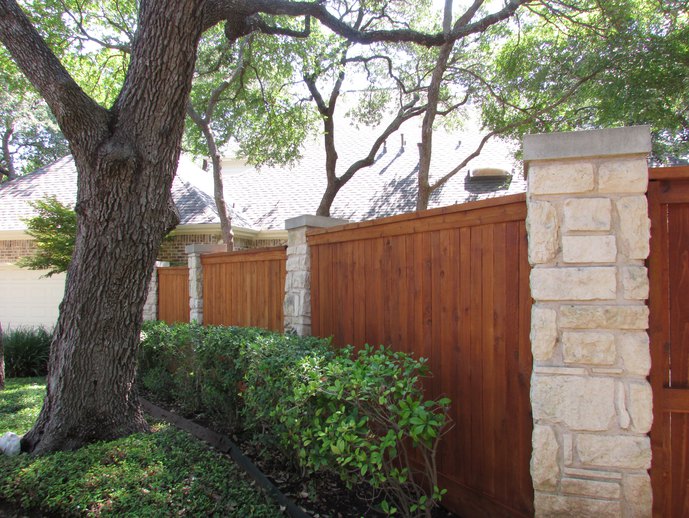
[[2, 327, 52, 377], [138, 322, 451, 517]]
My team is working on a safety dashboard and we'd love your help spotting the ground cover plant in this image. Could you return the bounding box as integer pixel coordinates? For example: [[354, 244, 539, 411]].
[[0, 377, 280, 517], [138, 322, 452, 517]]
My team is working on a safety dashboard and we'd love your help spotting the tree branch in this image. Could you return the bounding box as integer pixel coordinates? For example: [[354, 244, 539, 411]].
[[0, 0, 109, 148], [204, 0, 532, 47]]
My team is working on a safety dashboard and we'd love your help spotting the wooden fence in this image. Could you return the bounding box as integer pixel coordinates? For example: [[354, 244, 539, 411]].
[[308, 194, 533, 517], [157, 266, 189, 324], [648, 166, 689, 517], [201, 247, 286, 331]]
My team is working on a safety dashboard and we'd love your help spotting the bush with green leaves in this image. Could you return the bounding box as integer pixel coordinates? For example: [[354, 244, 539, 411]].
[[265, 345, 450, 518], [2, 327, 52, 378], [138, 322, 452, 517]]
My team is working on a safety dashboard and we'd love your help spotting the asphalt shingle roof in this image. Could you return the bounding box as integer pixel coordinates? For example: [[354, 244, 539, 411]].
[[0, 156, 240, 231], [1, 121, 525, 233], [182, 119, 526, 230]]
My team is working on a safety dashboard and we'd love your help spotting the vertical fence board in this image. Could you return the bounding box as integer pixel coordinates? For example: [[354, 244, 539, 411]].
[[157, 267, 189, 324], [649, 171, 689, 518], [201, 247, 286, 331], [307, 195, 532, 517]]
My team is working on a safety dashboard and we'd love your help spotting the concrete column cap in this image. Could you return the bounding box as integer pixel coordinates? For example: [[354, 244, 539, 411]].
[[524, 126, 651, 162], [285, 214, 349, 230]]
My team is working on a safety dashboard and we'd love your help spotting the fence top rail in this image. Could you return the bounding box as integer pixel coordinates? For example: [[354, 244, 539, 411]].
[[307, 193, 527, 246], [201, 246, 287, 265], [649, 166, 689, 181], [157, 266, 189, 273]]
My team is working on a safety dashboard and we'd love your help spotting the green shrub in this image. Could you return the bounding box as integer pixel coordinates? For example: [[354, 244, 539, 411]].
[[2, 327, 52, 377], [138, 322, 451, 517]]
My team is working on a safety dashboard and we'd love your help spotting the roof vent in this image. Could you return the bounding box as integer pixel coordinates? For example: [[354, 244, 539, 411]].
[[469, 167, 510, 178]]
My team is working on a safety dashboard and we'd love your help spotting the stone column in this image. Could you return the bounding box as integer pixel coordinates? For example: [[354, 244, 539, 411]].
[[524, 126, 653, 517], [142, 261, 169, 321], [284, 215, 348, 336], [186, 244, 226, 324]]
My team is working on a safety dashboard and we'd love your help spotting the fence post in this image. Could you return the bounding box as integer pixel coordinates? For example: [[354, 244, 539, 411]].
[[185, 244, 226, 324], [524, 126, 652, 517], [284, 215, 348, 336], [142, 261, 169, 321]]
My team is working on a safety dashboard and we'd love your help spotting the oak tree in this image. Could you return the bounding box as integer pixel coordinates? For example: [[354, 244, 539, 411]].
[[0, 0, 529, 454]]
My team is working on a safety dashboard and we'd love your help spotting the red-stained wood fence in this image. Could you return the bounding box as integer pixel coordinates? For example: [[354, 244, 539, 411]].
[[157, 266, 190, 324], [648, 166, 689, 518], [308, 194, 533, 518], [202, 247, 286, 331]]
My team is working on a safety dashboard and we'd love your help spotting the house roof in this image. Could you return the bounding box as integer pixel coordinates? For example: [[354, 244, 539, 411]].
[[0, 156, 252, 232], [185, 118, 526, 230], [1, 120, 525, 234]]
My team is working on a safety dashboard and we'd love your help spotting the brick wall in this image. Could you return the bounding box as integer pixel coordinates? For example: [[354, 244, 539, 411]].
[[0, 240, 37, 263], [1, 233, 288, 267]]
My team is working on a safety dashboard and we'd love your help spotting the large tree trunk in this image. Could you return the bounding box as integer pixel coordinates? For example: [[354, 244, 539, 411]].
[[0, 0, 205, 454]]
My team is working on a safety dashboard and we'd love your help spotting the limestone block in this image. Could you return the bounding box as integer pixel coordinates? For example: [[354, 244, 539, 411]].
[[531, 425, 560, 491], [618, 332, 651, 376], [527, 200, 560, 264], [561, 477, 621, 499], [622, 266, 649, 300], [577, 434, 651, 470], [627, 382, 653, 433], [529, 162, 595, 194], [286, 253, 310, 272], [535, 493, 621, 518], [531, 374, 615, 431], [598, 159, 648, 194], [623, 474, 652, 518], [616, 196, 650, 260], [562, 235, 616, 263], [531, 267, 617, 301], [531, 306, 558, 361], [560, 305, 649, 330], [562, 331, 615, 365], [287, 270, 311, 290], [290, 244, 309, 257], [283, 292, 297, 317], [563, 433, 573, 465], [287, 228, 308, 247], [616, 381, 631, 429], [563, 198, 612, 231]]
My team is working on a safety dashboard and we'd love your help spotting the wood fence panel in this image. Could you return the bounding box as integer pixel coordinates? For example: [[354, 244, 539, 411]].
[[202, 247, 286, 332], [308, 194, 533, 517], [157, 267, 189, 324], [648, 167, 689, 517]]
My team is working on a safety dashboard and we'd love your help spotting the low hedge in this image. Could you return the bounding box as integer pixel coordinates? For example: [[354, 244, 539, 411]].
[[2, 327, 52, 378], [138, 322, 451, 517]]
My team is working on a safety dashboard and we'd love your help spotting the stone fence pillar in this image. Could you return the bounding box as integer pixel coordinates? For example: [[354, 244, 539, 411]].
[[524, 126, 653, 517], [186, 244, 226, 323], [284, 215, 348, 336], [142, 261, 169, 321]]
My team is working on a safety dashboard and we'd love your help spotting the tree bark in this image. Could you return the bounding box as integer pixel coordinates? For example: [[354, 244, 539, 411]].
[[1, 0, 205, 454]]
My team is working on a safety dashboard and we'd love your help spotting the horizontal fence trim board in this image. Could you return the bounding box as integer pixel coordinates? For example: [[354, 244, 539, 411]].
[[308, 201, 527, 246], [158, 266, 190, 273], [650, 166, 689, 181], [201, 247, 287, 265], [307, 193, 527, 240], [650, 180, 689, 204]]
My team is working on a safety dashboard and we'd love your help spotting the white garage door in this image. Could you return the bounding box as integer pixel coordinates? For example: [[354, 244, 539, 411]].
[[0, 265, 66, 330]]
